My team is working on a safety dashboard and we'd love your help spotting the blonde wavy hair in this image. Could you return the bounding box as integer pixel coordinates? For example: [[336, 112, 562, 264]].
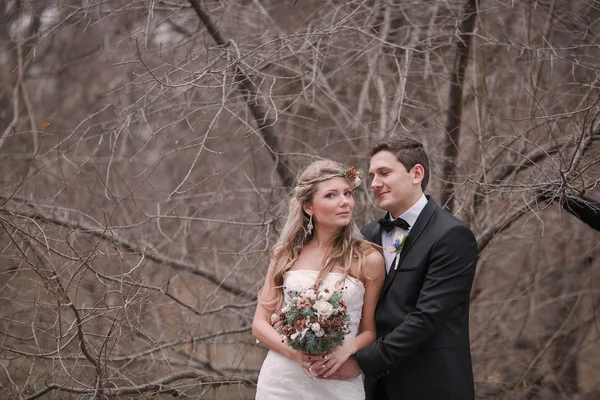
[[259, 159, 376, 311]]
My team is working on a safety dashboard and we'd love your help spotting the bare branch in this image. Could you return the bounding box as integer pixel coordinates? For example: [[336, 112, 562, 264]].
[[0, 196, 257, 299], [187, 0, 295, 188], [25, 371, 257, 399]]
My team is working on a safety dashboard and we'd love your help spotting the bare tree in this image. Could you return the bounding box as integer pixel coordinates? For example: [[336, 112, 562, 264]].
[[0, 0, 599, 399]]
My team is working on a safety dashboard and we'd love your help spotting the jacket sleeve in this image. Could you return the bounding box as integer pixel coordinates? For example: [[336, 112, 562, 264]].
[[355, 224, 478, 377], [562, 195, 600, 231], [360, 221, 380, 242]]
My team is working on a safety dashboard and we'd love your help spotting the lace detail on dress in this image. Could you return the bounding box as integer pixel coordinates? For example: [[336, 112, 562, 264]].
[[256, 271, 366, 400]]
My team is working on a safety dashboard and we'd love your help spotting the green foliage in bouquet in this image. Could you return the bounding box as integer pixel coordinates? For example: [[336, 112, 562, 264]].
[[278, 287, 350, 355]]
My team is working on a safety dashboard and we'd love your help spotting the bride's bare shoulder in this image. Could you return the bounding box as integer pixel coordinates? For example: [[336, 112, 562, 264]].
[[360, 247, 385, 282]]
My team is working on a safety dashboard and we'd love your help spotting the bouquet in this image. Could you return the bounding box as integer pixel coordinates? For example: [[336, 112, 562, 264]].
[[278, 287, 350, 355]]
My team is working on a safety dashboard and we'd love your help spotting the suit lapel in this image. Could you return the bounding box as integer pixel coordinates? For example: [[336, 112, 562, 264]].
[[367, 218, 384, 247], [380, 197, 438, 296]]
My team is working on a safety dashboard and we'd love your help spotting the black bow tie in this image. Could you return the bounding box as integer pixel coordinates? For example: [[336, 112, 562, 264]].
[[378, 217, 410, 233]]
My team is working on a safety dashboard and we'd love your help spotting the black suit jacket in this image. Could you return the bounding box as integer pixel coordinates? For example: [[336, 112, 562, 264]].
[[562, 194, 600, 231], [355, 197, 478, 400]]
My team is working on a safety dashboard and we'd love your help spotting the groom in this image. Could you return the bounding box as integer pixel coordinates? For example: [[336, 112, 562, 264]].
[[314, 137, 478, 399]]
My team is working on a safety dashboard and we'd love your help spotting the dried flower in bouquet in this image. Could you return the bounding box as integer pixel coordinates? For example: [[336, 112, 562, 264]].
[[278, 287, 350, 355]]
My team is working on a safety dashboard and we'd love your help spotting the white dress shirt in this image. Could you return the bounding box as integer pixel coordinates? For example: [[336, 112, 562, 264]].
[[381, 194, 428, 273]]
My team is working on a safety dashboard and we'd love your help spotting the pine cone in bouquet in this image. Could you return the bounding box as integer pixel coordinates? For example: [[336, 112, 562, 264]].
[[278, 287, 350, 355]]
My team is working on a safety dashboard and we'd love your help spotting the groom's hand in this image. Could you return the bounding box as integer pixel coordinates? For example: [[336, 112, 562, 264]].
[[314, 356, 362, 380], [270, 313, 281, 329]]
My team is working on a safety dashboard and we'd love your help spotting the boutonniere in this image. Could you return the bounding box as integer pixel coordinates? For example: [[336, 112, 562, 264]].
[[387, 234, 408, 270]]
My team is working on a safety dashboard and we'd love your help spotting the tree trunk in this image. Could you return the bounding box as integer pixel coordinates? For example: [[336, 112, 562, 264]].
[[439, 0, 478, 212]]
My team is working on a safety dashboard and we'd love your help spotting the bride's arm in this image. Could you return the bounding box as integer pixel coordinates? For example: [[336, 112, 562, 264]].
[[348, 250, 386, 354], [252, 261, 305, 366], [308, 250, 385, 377]]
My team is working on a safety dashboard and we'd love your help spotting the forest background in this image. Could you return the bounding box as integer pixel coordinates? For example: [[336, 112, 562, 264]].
[[1, 0, 599, 399]]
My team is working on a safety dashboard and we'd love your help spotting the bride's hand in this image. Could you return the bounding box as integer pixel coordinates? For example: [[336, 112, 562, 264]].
[[312, 342, 356, 378], [291, 351, 317, 379], [298, 352, 327, 378]]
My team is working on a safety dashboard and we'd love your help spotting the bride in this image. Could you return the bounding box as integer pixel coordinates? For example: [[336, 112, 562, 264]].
[[253, 160, 385, 400]]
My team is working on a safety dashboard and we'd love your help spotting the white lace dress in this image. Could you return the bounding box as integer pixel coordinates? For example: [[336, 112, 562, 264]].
[[256, 270, 366, 400]]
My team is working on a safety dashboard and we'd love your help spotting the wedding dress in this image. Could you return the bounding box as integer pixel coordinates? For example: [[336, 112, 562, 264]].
[[256, 270, 365, 400]]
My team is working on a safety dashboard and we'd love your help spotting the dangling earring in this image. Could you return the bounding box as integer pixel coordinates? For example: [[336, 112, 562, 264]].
[[307, 214, 314, 235]]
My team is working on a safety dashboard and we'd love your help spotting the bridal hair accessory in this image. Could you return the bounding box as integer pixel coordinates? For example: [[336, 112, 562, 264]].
[[307, 214, 314, 235], [296, 166, 363, 190], [341, 167, 362, 190]]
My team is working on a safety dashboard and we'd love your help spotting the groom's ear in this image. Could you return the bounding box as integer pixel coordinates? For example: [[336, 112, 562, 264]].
[[411, 164, 425, 186]]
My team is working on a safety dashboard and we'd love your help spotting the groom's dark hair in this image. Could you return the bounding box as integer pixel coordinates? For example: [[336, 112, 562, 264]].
[[370, 136, 430, 191]]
